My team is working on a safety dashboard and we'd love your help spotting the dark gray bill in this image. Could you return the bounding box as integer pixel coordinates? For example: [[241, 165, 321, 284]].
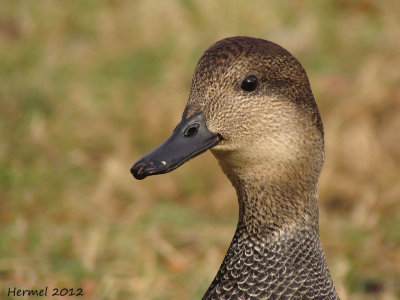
[[130, 113, 220, 180]]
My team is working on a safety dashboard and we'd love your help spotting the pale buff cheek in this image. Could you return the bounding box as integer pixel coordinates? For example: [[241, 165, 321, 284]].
[[212, 137, 300, 173], [207, 95, 299, 141], [209, 109, 304, 162]]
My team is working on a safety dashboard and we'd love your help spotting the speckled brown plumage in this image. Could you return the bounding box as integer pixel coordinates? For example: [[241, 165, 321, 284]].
[[204, 226, 337, 299], [180, 37, 340, 299]]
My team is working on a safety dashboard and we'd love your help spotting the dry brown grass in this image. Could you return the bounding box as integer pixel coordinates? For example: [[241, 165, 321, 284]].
[[0, 1, 399, 299]]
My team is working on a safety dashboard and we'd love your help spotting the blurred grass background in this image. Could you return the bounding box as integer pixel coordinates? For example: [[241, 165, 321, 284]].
[[0, 0, 399, 299]]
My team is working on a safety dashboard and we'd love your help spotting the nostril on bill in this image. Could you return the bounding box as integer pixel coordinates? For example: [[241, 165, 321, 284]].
[[184, 123, 200, 138], [130, 162, 147, 180]]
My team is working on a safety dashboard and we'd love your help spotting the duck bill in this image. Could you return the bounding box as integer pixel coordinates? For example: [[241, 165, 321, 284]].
[[130, 113, 220, 180]]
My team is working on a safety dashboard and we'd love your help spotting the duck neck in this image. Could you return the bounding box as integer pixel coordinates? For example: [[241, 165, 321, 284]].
[[203, 162, 339, 299], [228, 168, 320, 238]]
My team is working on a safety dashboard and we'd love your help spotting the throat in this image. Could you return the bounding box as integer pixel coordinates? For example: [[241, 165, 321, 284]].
[[232, 174, 320, 237]]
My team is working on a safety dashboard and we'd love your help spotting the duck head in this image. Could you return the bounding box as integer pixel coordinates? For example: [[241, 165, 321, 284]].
[[131, 36, 324, 202]]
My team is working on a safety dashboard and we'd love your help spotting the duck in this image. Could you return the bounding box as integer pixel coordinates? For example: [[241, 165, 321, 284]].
[[131, 36, 339, 299]]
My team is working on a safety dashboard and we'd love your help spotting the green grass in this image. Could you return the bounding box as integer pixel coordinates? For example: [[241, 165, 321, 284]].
[[1, 1, 399, 299]]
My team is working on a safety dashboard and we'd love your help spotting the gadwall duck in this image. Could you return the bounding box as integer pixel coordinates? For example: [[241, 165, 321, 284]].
[[131, 36, 339, 299]]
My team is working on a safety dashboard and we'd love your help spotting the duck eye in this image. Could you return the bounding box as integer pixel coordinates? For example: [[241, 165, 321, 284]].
[[241, 76, 258, 92]]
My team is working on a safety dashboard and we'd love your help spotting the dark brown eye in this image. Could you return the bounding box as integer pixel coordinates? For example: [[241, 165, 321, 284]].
[[241, 76, 258, 92]]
